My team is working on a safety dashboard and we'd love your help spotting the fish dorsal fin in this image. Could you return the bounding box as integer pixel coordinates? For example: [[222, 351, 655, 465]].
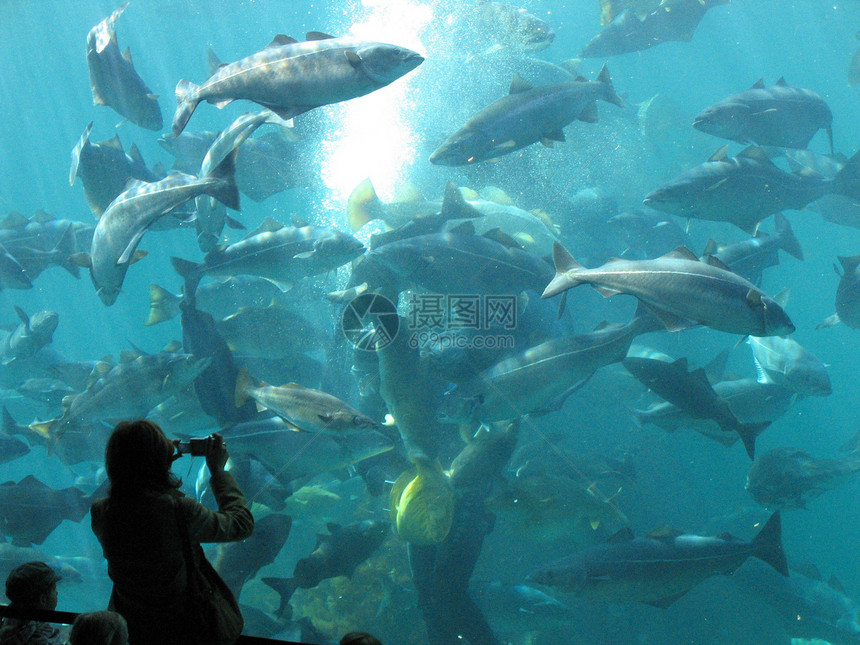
[[717, 532, 735, 541], [13, 306, 29, 329], [592, 320, 610, 332], [737, 146, 773, 164], [606, 527, 634, 543], [326, 522, 342, 534], [646, 526, 683, 540], [244, 217, 283, 239], [122, 46, 133, 64], [691, 367, 712, 388], [267, 34, 298, 49], [509, 74, 534, 94], [449, 221, 476, 237], [482, 227, 521, 249], [660, 246, 699, 262], [103, 134, 124, 151], [33, 209, 55, 223], [671, 357, 688, 371], [750, 78, 765, 89], [440, 181, 482, 221], [704, 348, 730, 383], [772, 288, 789, 308], [290, 214, 310, 228], [708, 144, 730, 162], [306, 31, 335, 41], [746, 288, 763, 307], [828, 575, 847, 594], [119, 349, 138, 363], [838, 255, 860, 275], [0, 212, 29, 229], [701, 239, 719, 256], [703, 254, 733, 272], [775, 77, 788, 87], [206, 49, 225, 76], [128, 142, 145, 166], [163, 340, 182, 353], [122, 177, 147, 193]]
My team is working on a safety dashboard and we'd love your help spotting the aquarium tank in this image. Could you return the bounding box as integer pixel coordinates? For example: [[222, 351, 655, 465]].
[[2, 0, 860, 643]]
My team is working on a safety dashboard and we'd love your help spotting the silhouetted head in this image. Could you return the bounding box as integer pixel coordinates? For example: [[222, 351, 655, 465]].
[[70, 610, 129, 645], [105, 419, 181, 498], [5, 561, 60, 609], [340, 632, 383, 645]]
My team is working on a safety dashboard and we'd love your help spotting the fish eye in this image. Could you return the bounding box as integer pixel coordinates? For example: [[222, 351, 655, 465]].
[[352, 415, 364, 426]]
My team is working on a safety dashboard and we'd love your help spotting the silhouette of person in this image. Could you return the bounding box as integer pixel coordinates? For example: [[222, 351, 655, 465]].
[[0, 561, 64, 645], [340, 632, 383, 645], [90, 420, 253, 645], [68, 611, 127, 645]]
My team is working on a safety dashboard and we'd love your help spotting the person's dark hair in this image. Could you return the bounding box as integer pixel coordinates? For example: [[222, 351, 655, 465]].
[[70, 610, 128, 645], [340, 632, 383, 645], [105, 419, 181, 499], [4, 561, 59, 607]]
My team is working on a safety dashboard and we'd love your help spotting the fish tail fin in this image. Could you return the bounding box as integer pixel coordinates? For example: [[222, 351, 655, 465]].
[[28, 419, 56, 442], [261, 576, 299, 617], [234, 368, 254, 408], [203, 148, 240, 211], [773, 213, 803, 260], [542, 242, 585, 299], [144, 284, 181, 326], [816, 312, 840, 329], [347, 178, 383, 231], [834, 150, 860, 199], [172, 79, 200, 137], [2, 406, 25, 437], [751, 511, 788, 576], [735, 421, 770, 460], [48, 226, 82, 279], [596, 64, 624, 107], [170, 256, 203, 283], [69, 122, 93, 186]]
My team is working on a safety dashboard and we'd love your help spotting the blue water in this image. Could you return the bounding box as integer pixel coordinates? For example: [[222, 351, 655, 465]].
[[1, 1, 859, 643]]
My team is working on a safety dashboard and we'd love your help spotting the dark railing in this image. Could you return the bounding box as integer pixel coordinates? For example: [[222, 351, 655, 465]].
[[0, 605, 308, 644]]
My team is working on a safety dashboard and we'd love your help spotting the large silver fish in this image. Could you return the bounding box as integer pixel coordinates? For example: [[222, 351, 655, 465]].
[[85, 3, 162, 130], [528, 511, 787, 607], [76, 149, 239, 306], [543, 243, 794, 337], [172, 32, 423, 136]]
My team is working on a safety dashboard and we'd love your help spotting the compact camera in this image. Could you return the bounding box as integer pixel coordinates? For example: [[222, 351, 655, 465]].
[[176, 436, 212, 456]]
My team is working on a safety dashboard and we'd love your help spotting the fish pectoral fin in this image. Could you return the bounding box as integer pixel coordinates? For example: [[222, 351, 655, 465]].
[[543, 129, 566, 142], [577, 101, 599, 123], [345, 50, 362, 68], [644, 592, 686, 609], [117, 230, 151, 265], [641, 304, 695, 332], [210, 98, 234, 109], [593, 285, 624, 298]]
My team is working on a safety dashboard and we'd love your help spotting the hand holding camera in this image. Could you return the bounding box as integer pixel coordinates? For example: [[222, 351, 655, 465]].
[[176, 433, 229, 473]]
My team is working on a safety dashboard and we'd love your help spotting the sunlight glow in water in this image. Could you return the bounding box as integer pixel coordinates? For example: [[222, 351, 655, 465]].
[[319, 0, 432, 215]]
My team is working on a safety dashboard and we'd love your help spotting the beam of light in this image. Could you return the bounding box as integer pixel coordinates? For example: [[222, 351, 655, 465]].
[[318, 0, 433, 224]]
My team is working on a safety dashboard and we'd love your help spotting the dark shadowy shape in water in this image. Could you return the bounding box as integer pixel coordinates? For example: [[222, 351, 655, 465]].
[[581, 0, 728, 58], [262, 520, 389, 616], [694, 78, 833, 153], [817, 254, 860, 330], [430, 66, 622, 166], [528, 511, 787, 607], [69, 122, 163, 216], [214, 513, 292, 598], [85, 3, 162, 130], [746, 446, 860, 510], [179, 271, 258, 425]]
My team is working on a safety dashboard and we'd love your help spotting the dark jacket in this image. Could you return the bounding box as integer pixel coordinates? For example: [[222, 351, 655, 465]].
[[91, 470, 254, 645], [0, 620, 63, 645]]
